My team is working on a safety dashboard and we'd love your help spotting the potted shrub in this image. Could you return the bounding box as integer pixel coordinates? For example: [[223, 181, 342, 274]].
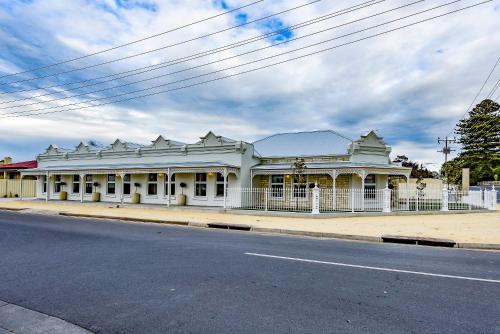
[[132, 182, 141, 204], [92, 181, 101, 202], [178, 182, 187, 206], [59, 181, 68, 200]]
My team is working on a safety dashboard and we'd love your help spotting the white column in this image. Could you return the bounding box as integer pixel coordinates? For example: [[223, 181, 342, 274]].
[[441, 186, 449, 211], [491, 185, 497, 210], [80, 174, 85, 203], [46, 172, 50, 202], [19, 175, 24, 200], [383, 185, 391, 213], [311, 183, 320, 214], [406, 176, 410, 210], [119, 172, 125, 204], [167, 168, 171, 207], [331, 170, 337, 211], [223, 168, 227, 210], [361, 172, 366, 212]]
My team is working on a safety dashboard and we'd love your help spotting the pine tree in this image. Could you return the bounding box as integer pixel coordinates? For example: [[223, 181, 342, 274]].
[[455, 99, 500, 183]]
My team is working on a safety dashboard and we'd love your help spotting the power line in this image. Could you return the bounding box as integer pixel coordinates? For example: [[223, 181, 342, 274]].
[[446, 55, 500, 136], [0, 0, 387, 104], [0, 0, 266, 80], [486, 77, 500, 99], [0, 0, 491, 119], [0, 0, 423, 111], [0, 0, 456, 116], [0, 0, 323, 86]]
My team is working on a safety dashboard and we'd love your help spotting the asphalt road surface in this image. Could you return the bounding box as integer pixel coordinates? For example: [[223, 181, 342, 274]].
[[0, 210, 499, 334]]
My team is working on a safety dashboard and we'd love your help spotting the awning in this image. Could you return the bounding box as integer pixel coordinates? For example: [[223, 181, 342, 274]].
[[21, 161, 240, 177]]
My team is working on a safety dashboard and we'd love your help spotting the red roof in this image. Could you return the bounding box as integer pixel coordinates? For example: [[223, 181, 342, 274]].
[[0, 160, 37, 171]]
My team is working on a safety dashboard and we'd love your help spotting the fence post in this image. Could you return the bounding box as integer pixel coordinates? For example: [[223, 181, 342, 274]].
[[383, 186, 391, 213], [264, 189, 268, 212], [491, 185, 497, 210], [441, 186, 448, 211], [311, 184, 320, 214]]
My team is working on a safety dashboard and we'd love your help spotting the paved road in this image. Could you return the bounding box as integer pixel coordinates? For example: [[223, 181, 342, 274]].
[[0, 210, 499, 334]]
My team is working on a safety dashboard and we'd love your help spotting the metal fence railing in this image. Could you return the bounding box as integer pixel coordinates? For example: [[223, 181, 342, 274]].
[[226, 187, 495, 213]]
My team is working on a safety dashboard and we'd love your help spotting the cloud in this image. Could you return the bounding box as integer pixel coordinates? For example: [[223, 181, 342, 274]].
[[0, 0, 499, 166]]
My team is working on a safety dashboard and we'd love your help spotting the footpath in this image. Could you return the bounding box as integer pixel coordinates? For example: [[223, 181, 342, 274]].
[[1, 200, 499, 249]]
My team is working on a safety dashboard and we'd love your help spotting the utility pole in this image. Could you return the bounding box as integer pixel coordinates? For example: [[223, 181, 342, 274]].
[[438, 137, 456, 188], [437, 137, 456, 165]]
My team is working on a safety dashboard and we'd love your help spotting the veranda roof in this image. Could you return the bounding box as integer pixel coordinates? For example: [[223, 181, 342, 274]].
[[21, 161, 239, 175]]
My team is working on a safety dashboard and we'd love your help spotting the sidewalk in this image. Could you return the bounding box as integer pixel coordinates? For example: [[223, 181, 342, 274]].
[[0, 200, 499, 247], [0, 300, 92, 334]]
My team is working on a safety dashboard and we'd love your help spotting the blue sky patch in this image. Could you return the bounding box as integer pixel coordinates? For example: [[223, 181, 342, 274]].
[[261, 18, 293, 43]]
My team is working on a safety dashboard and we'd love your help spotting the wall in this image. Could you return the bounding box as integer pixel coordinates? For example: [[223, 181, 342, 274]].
[[0, 179, 36, 198]]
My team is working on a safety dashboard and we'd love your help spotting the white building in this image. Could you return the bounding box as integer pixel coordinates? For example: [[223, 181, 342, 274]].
[[22, 130, 413, 211]]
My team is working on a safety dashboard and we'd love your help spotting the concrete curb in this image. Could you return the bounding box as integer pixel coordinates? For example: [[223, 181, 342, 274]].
[[0, 207, 26, 212], [58, 212, 189, 226], [0, 300, 92, 334]]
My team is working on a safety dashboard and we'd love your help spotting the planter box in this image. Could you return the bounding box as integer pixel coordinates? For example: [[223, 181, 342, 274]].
[[132, 193, 140, 204], [177, 194, 186, 206], [92, 192, 101, 202]]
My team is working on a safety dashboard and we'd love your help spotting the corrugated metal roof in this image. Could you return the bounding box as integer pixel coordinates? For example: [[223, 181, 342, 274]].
[[0, 160, 37, 170], [253, 130, 353, 158], [25, 161, 239, 172]]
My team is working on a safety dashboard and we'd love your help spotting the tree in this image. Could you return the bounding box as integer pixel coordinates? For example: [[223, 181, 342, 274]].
[[291, 158, 307, 210], [446, 99, 500, 185], [393, 155, 437, 180]]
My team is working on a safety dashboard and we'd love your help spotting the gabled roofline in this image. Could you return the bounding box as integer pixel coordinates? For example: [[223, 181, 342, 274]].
[[252, 130, 353, 144]]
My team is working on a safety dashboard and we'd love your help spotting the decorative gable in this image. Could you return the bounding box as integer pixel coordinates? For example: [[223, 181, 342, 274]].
[[44, 145, 60, 155], [349, 130, 391, 164], [111, 139, 127, 151], [151, 135, 174, 149], [198, 131, 235, 147], [75, 142, 90, 153]]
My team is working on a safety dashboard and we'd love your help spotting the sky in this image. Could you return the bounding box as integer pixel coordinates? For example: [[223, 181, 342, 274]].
[[0, 0, 499, 170]]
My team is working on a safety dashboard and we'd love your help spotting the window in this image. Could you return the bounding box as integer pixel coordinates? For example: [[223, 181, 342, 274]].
[[270, 175, 284, 198], [364, 174, 376, 199], [54, 175, 62, 193], [215, 173, 226, 197], [165, 174, 175, 196], [293, 175, 307, 198], [123, 174, 131, 195], [85, 175, 93, 194], [72, 175, 80, 194], [107, 175, 116, 195], [42, 176, 47, 193], [195, 173, 207, 197], [147, 173, 158, 196]]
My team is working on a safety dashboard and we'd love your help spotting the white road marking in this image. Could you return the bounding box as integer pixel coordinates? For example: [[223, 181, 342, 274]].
[[245, 252, 500, 284]]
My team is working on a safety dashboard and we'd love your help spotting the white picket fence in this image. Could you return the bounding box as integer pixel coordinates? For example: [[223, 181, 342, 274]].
[[226, 187, 497, 213]]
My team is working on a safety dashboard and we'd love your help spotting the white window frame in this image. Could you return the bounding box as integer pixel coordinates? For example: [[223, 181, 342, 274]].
[[292, 175, 308, 199], [85, 175, 93, 194], [54, 175, 62, 194], [147, 173, 158, 196], [364, 174, 376, 199], [123, 174, 131, 196], [107, 175, 116, 195], [194, 173, 207, 198], [72, 175, 80, 194], [215, 172, 227, 197], [42, 176, 47, 193], [270, 175, 284, 198], [164, 174, 175, 197]]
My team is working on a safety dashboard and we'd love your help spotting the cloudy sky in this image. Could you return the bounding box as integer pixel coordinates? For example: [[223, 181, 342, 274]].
[[0, 0, 499, 169]]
